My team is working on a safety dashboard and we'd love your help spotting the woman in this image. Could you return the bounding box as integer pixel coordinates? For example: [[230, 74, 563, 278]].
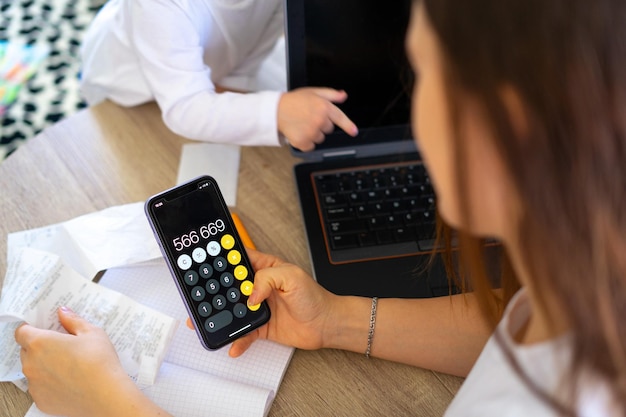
[[16, 0, 625, 415]]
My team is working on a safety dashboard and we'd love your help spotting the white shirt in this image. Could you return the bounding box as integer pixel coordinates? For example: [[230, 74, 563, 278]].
[[80, 0, 286, 146], [445, 289, 616, 416]]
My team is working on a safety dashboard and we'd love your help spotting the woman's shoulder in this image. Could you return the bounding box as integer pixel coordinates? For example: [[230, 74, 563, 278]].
[[444, 288, 618, 417]]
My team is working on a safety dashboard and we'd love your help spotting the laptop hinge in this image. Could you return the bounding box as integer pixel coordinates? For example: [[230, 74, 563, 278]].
[[322, 150, 357, 160]]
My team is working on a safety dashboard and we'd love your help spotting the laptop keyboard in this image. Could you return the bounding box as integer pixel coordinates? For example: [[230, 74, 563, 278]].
[[312, 161, 437, 263]]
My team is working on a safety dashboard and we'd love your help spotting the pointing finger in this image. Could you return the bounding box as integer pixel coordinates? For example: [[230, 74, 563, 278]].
[[329, 104, 359, 137]]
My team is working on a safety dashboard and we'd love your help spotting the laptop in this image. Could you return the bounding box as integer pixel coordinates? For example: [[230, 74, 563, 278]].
[[284, 0, 455, 298]]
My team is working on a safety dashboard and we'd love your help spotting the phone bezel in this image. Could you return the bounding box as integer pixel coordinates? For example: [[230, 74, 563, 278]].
[[145, 175, 270, 350]]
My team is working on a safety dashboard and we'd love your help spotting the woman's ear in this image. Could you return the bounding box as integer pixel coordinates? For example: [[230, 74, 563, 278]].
[[500, 85, 529, 140]]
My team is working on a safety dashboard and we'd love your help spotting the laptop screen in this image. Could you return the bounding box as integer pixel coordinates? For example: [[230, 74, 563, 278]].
[[285, 0, 414, 157]]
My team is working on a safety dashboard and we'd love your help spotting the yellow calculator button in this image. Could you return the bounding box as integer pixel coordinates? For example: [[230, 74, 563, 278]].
[[227, 250, 241, 265], [221, 234, 235, 250], [234, 265, 248, 280], [240, 280, 254, 296], [247, 301, 261, 311]]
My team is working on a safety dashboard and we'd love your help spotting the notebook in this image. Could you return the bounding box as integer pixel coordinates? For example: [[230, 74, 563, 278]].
[[285, 0, 453, 298]]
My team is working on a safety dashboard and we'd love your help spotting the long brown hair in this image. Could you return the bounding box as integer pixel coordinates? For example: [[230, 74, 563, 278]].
[[421, 0, 626, 413]]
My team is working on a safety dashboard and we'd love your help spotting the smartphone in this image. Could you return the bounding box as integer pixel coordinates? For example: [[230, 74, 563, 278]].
[[145, 175, 270, 350]]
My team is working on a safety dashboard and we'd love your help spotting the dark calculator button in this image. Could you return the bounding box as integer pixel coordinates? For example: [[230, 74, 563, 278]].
[[213, 256, 227, 272], [220, 272, 234, 288], [212, 294, 227, 310], [198, 263, 213, 279], [233, 303, 247, 318], [191, 286, 205, 302], [198, 302, 212, 317], [184, 270, 199, 286], [227, 288, 241, 303], [204, 310, 233, 333], [206, 279, 220, 294]]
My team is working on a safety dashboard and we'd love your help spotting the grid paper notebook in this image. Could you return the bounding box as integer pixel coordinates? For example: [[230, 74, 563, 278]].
[[25, 258, 294, 417]]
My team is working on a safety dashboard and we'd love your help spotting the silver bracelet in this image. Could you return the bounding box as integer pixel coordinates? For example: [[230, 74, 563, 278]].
[[365, 297, 378, 358]]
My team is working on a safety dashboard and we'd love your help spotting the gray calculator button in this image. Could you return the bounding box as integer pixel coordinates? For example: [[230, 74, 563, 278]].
[[198, 302, 212, 317], [206, 240, 221, 256], [213, 256, 227, 272], [204, 310, 233, 333], [233, 303, 247, 318], [191, 286, 205, 301], [227, 288, 240, 303], [199, 263, 213, 278], [220, 272, 234, 288], [212, 294, 227, 310], [177, 254, 192, 270], [192, 247, 207, 263], [184, 270, 199, 286], [206, 279, 220, 295]]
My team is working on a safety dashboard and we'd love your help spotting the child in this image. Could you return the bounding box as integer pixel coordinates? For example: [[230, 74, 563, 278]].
[[79, 0, 358, 151]]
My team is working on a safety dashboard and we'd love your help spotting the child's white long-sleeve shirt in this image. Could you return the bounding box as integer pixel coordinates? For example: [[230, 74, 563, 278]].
[[80, 0, 286, 146]]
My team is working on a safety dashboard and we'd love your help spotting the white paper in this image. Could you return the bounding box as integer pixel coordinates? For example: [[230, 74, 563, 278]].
[[100, 259, 294, 393], [6, 202, 162, 280], [24, 259, 294, 417], [0, 203, 174, 389], [0, 248, 178, 388], [176, 143, 241, 207]]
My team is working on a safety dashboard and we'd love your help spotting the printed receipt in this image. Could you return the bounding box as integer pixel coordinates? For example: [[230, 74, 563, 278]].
[[0, 203, 178, 390]]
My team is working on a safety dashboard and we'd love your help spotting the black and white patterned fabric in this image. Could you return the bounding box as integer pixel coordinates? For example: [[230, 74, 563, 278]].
[[0, 0, 105, 160]]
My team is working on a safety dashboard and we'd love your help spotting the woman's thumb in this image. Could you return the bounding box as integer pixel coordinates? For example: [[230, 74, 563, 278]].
[[57, 306, 91, 335]]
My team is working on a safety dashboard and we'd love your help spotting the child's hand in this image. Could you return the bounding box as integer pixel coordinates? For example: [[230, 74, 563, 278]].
[[278, 87, 358, 151]]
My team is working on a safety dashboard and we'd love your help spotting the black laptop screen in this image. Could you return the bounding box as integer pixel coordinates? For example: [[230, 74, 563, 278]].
[[285, 0, 414, 150]]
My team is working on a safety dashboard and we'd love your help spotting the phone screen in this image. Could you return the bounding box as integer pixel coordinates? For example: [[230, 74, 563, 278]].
[[145, 176, 270, 350]]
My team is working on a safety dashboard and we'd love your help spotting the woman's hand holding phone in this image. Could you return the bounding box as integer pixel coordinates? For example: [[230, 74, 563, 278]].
[[227, 249, 340, 357]]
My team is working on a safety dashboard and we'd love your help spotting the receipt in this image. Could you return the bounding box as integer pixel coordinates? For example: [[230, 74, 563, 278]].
[[0, 203, 179, 389], [0, 248, 178, 388]]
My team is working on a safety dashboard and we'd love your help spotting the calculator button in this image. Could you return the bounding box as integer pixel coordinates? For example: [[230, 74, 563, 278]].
[[184, 270, 199, 286], [177, 254, 192, 270], [221, 234, 235, 250], [233, 303, 247, 318], [227, 288, 240, 303], [204, 310, 233, 333], [192, 247, 207, 263], [191, 286, 205, 301], [213, 256, 227, 272], [206, 279, 220, 294], [198, 302, 212, 317], [227, 250, 241, 265], [240, 280, 253, 296], [220, 272, 234, 288], [206, 241, 221, 256], [234, 265, 248, 280], [198, 263, 214, 279], [212, 294, 227, 310], [247, 301, 261, 312]]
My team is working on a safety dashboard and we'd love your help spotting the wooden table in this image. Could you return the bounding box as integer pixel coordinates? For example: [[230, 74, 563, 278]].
[[0, 101, 462, 416]]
